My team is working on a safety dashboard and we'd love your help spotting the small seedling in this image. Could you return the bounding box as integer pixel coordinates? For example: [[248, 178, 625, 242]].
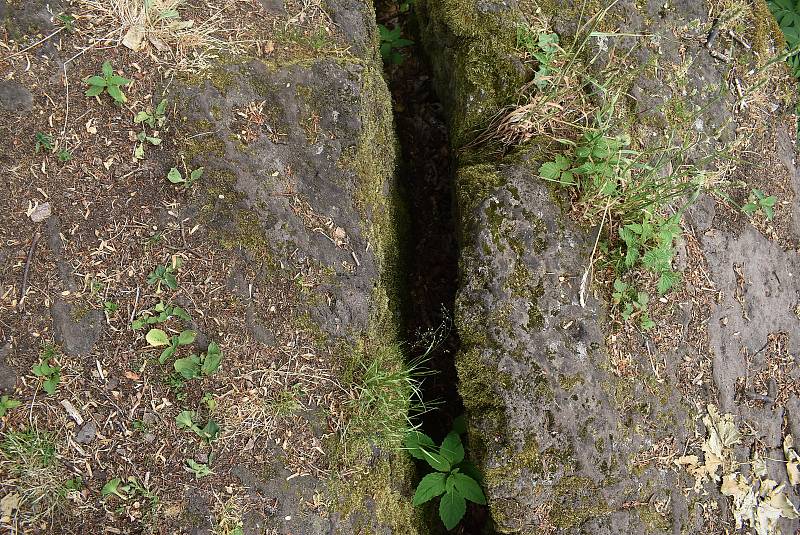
[[101, 477, 131, 500], [57, 148, 72, 162], [101, 476, 157, 507], [404, 419, 486, 530], [201, 392, 217, 412], [185, 459, 214, 479], [134, 99, 168, 128], [0, 396, 21, 417], [145, 328, 196, 364], [32, 346, 60, 395], [131, 301, 190, 330], [164, 374, 188, 401], [517, 28, 560, 90], [85, 61, 132, 104], [175, 411, 220, 443], [57, 13, 76, 32], [379, 24, 413, 65], [147, 257, 182, 291], [167, 166, 204, 188], [34, 132, 53, 153], [173, 342, 222, 379], [103, 301, 119, 313], [742, 189, 777, 221], [612, 279, 656, 330], [134, 131, 162, 160]]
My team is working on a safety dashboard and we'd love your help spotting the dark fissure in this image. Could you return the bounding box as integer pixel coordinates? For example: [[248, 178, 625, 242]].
[[375, 3, 491, 533]]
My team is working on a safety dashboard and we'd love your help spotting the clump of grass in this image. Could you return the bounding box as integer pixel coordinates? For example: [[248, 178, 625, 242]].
[[0, 428, 80, 526], [341, 343, 428, 448]]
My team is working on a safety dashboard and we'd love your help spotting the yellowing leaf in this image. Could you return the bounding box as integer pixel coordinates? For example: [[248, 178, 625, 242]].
[[122, 25, 145, 51], [721, 473, 749, 499], [145, 328, 170, 347]]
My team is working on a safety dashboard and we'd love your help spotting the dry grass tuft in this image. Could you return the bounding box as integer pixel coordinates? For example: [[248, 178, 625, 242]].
[[80, 0, 248, 70]]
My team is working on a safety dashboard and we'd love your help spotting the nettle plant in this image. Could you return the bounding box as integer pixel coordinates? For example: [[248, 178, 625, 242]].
[[742, 188, 777, 221], [85, 61, 132, 104], [517, 26, 560, 90], [133, 99, 167, 160], [378, 24, 413, 65], [539, 100, 706, 329], [404, 422, 486, 530]]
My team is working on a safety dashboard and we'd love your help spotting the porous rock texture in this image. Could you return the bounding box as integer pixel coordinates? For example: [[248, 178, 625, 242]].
[[417, 0, 800, 532]]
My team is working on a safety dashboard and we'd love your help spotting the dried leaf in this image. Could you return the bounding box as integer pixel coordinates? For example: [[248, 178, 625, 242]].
[[122, 25, 145, 51]]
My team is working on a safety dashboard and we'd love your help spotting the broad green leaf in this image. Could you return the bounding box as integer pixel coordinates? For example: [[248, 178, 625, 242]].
[[412, 472, 447, 505], [177, 330, 196, 346], [134, 111, 150, 124], [146, 328, 170, 347], [146, 136, 161, 145], [450, 473, 486, 504], [163, 272, 178, 289], [422, 450, 451, 472], [404, 430, 436, 460], [174, 355, 201, 379], [85, 75, 106, 87], [159, 344, 177, 364], [101, 477, 121, 497], [190, 167, 204, 181], [106, 84, 126, 103], [175, 410, 195, 429], [201, 346, 222, 376], [155, 99, 167, 115], [538, 161, 562, 181], [134, 143, 145, 159], [85, 85, 104, 97], [439, 432, 464, 465], [167, 167, 183, 183], [186, 459, 213, 479], [657, 271, 680, 295], [108, 75, 131, 86], [101, 61, 113, 77], [455, 460, 483, 483], [201, 420, 220, 441], [43, 375, 59, 395], [438, 490, 466, 530], [172, 306, 191, 321], [452, 414, 467, 435]]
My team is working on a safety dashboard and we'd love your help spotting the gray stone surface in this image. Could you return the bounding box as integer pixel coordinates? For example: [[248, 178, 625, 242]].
[[51, 299, 104, 356], [0, 81, 33, 114]]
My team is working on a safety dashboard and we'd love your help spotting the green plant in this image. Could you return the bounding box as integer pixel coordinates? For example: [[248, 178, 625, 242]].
[[134, 99, 168, 128], [84, 61, 132, 104], [404, 423, 485, 530], [173, 342, 223, 379], [185, 459, 213, 479], [769, 0, 800, 76], [164, 374, 187, 401], [201, 392, 217, 412], [167, 166, 204, 188], [134, 131, 162, 159], [742, 188, 777, 221], [145, 327, 196, 364], [1, 429, 55, 467], [132, 301, 191, 329], [343, 344, 426, 445], [133, 99, 167, 159], [57, 148, 72, 162], [34, 132, 53, 153], [147, 257, 181, 290], [32, 345, 60, 395], [103, 301, 119, 313], [517, 27, 560, 90], [57, 13, 76, 32], [175, 411, 220, 443], [538, 100, 707, 328], [101, 476, 157, 509], [611, 279, 656, 330], [378, 24, 413, 65], [0, 395, 21, 417]]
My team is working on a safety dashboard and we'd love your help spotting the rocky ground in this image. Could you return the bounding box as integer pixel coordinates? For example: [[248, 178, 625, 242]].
[[0, 0, 423, 532], [4, 0, 800, 534]]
